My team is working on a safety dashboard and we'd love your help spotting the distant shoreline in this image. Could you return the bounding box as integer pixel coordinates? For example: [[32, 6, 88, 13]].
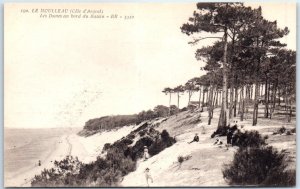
[[4, 128, 77, 187]]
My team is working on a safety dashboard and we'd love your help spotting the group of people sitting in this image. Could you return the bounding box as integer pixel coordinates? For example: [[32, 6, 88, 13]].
[[212, 120, 246, 146], [187, 120, 246, 147]]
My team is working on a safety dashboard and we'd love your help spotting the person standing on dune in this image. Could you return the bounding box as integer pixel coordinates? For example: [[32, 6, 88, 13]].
[[144, 168, 153, 186], [143, 146, 150, 161]]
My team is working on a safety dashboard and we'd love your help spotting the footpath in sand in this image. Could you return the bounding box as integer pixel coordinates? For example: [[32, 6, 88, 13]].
[[121, 108, 296, 187]]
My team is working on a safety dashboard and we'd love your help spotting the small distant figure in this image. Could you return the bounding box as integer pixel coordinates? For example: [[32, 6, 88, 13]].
[[143, 146, 150, 161], [144, 168, 153, 187], [231, 130, 240, 146], [188, 133, 199, 144], [227, 125, 237, 145], [213, 137, 223, 145], [38, 160, 41, 166]]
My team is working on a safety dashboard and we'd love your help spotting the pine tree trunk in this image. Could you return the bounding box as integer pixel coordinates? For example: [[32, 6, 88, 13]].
[[252, 38, 261, 126], [206, 88, 209, 105], [264, 77, 269, 118], [215, 89, 219, 107], [208, 85, 214, 125], [253, 83, 260, 126], [288, 90, 291, 122], [273, 79, 278, 108], [240, 86, 245, 121], [278, 88, 281, 106], [188, 90, 191, 106], [245, 85, 248, 101], [286, 85, 291, 122], [267, 83, 271, 117], [213, 90, 217, 106], [229, 84, 234, 119], [234, 85, 238, 117], [198, 87, 202, 108], [219, 91, 222, 107], [202, 89, 205, 111], [212, 89, 217, 118], [247, 85, 250, 100], [238, 87, 241, 115], [218, 27, 228, 128], [270, 83, 277, 119], [245, 85, 250, 117], [284, 86, 288, 111]]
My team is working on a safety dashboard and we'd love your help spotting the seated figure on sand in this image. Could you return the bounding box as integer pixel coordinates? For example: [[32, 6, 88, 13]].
[[188, 133, 199, 144], [214, 137, 223, 145]]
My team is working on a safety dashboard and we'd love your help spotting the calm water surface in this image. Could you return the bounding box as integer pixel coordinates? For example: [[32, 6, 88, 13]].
[[4, 128, 78, 179]]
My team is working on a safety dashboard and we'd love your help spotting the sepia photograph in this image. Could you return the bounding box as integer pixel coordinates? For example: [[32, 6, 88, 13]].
[[4, 2, 296, 187]]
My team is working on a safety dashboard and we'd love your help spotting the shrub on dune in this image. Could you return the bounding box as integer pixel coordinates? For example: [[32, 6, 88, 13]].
[[223, 146, 294, 186], [234, 130, 267, 148], [149, 130, 176, 156]]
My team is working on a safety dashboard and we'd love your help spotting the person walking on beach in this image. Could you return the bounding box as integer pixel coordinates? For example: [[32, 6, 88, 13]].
[[143, 146, 150, 161], [144, 168, 153, 186]]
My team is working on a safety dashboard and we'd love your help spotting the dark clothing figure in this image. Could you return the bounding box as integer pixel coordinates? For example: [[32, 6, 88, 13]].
[[38, 160, 41, 166], [232, 130, 242, 146], [188, 134, 199, 144], [227, 125, 238, 144], [231, 125, 238, 131], [227, 130, 233, 144]]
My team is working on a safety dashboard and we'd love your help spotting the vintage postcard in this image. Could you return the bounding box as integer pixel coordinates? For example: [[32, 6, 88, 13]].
[[4, 2, 296, 187]]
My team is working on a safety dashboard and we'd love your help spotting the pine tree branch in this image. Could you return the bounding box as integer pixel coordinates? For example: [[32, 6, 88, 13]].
[[188, 37, 223, 45]]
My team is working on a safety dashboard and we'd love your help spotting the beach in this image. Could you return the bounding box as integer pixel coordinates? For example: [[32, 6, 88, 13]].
[[4, 126, 135, 187]]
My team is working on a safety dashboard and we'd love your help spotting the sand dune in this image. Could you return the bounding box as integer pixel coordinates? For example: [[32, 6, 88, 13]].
[[121, 108, 296, 187], [5, 107, 296, 187]]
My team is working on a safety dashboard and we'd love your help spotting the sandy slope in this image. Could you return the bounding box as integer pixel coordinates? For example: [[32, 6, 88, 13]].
[[121, 109, 233, 187], [6, 107, 296, 187], [121, 108, 296, 187], [69, 125, 136, 163]]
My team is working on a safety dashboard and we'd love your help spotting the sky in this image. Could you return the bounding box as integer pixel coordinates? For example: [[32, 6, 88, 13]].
[[4, 2, 296, 128]]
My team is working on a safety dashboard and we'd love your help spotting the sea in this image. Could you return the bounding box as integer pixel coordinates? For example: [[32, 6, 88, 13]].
[[4, 127, 78, 181]]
